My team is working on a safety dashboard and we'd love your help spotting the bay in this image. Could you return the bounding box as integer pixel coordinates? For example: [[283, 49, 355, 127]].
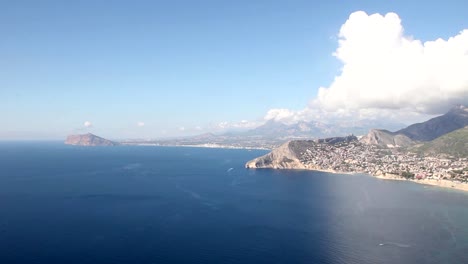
[[0, 142, 467, 263]]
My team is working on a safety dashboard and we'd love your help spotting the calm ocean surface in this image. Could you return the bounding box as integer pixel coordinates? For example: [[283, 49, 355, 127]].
[[0, 142, 468, 264]]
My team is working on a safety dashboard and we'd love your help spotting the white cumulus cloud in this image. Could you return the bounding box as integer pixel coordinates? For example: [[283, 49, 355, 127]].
[[315, 11, 468, 115], [264, 11, 468, 125], [84, 121, 92, 127], [263, 108, 322, 124], [264, 109, 296, 122], [213, 120, 261, 131]]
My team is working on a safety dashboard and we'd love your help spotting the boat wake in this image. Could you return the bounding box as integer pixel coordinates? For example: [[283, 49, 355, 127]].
[[378, 242, 411, 248]]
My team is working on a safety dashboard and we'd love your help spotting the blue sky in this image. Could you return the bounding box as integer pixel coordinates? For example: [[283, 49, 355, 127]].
[[1, 0, 467, 139]]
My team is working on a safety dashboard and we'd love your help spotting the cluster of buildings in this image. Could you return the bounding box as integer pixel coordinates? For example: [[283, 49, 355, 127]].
[[296, 140, 468, 183]]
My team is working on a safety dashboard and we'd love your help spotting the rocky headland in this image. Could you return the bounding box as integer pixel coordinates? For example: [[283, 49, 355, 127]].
[[246, 106, 468, 192], [245, 135, 468, 191], [65, 133, 118, 146]]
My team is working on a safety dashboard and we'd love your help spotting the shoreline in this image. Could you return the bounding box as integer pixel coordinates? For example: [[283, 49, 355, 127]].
[[323, 169, 468, 193], [254, 166, 468, 193], [373, 173, 468, 192], [317, 168, 468, 193], [120, 143, 272, 151]]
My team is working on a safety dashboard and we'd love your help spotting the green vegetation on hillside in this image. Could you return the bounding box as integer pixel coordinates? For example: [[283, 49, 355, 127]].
[[412, 126, 468, 158]]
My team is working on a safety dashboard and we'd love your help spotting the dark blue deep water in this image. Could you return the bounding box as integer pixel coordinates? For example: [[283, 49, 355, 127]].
[[1, 142, 468, 264]]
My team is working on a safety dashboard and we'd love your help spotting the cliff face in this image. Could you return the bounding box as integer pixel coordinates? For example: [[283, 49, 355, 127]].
[[65, 133, 118, 146], [245, 141, 306, 169], [359, 129, 414, 147], [245, 136, 358, 170]]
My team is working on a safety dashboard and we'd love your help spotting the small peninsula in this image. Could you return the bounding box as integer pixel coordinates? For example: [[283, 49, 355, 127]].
[[246, 106, 468, 192], [245, 135, 468, 192], [65, 133, 118, 146]]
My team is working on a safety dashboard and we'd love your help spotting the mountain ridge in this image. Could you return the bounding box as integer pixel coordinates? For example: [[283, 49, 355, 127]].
[[359, 129, 414, 147], [410, 126, 468, 158], [396, 105, 468, 141]]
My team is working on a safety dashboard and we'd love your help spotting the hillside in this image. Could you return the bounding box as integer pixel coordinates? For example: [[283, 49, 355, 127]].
[[359, 129, 414, 147], [245, 141, 307, 169], [397, 105, 468, 141], [411, 126, 468, 158], [65, 133, 118, 146], [244, 119, 405, 139]]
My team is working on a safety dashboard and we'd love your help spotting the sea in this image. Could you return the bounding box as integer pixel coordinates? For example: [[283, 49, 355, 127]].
[[1, 142, 468, 264]]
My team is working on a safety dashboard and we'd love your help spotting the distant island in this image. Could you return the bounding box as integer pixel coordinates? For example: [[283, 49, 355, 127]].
[[246, 106, 468, 192], [65, 133, 118, 146]]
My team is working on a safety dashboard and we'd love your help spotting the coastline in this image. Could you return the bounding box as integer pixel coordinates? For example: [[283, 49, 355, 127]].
[[374, 173, 468, 192], [322, 168, 468, 193], [120, 143, 271, 151], [173, 144, 271, 151], [317, 168, 468, 193], [254, 165, 468, 193]]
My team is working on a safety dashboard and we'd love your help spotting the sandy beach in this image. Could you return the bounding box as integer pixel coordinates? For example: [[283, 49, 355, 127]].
[[305, 167, 468, 192], [374, 173, 468, 192]]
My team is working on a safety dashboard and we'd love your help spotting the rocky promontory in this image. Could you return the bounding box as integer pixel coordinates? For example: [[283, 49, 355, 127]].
[[245, 136, 357, 171], [65, 133, 118, 146], [245, 134, 468, 191], [245, 141, 306, 169]]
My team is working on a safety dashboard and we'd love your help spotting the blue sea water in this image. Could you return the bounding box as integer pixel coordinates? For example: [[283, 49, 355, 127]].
[[0, 142, 468, 264]]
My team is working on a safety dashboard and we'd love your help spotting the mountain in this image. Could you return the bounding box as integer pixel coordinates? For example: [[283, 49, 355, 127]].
[[245, 141, 307, 169], [65, 133, 118, 146], [146, 119, 388, 149], [359, 129, 414, 147], [243, 119, 405, 139], [125, 106, 466, 150], [243, 120, 329, 138], [396, 105, 468, 141], [358, 105, 468, 147], [411, 126, 468, 158]]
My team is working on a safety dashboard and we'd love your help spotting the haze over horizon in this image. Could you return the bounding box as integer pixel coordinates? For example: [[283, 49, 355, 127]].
[[2, 0, 467, 140]]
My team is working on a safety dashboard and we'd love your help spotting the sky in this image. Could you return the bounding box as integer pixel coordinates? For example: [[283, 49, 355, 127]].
[[1, 0, 467, 140]]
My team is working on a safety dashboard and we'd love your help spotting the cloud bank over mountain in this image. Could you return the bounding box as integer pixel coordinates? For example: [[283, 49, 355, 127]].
[[266, 11, 468, 124]]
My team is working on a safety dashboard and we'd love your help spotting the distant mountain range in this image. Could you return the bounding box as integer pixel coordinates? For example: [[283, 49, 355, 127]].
[[241, 118, 406, 139], [153, 105, 465, 148], [66, 105, 468, 150], [117, 115, 407, 148]]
